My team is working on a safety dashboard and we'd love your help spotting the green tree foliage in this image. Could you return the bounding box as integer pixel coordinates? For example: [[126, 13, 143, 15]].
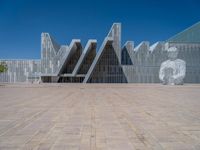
[[0, 62, 8, 73]]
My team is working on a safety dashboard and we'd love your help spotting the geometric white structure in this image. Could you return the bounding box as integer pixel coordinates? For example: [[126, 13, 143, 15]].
[[0, 22, 200, 83]]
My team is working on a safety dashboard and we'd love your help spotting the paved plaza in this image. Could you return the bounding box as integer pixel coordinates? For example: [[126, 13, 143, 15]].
[[0, 84, 200, 150]]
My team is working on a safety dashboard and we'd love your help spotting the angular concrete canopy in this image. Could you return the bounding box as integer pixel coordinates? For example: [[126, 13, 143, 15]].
[[72, 39, 97, 76], [83, 37, 113, 83], [83, 23, 122, 83], [56, 39, 81, 75]]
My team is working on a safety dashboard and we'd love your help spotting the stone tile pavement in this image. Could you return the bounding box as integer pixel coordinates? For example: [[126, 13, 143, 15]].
[[0, 84, 200, 150]]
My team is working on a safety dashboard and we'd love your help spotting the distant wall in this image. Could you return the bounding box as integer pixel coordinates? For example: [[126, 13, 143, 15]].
[[0, 60, 41, 83]]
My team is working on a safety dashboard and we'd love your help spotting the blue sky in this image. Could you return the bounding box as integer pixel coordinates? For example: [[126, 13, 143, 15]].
[[0, 0, 200, 59]]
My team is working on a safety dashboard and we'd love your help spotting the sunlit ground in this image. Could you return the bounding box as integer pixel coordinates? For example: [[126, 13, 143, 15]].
[[0, 84, 200, 150]]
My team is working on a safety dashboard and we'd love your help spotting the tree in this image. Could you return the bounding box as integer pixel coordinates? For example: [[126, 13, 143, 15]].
[[0, 62, 8, 73]]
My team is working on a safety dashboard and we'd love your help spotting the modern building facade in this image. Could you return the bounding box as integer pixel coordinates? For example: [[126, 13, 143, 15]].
[[0, 22, 200, 83]]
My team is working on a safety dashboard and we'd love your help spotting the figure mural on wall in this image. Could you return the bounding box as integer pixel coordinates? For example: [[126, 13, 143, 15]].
[[159, 46, 186, 85]]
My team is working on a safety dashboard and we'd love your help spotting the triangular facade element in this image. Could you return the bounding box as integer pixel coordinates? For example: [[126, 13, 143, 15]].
[[167, 22, 200, 43], [72, 40, 97, 76], [83, 23, 127, 83]]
